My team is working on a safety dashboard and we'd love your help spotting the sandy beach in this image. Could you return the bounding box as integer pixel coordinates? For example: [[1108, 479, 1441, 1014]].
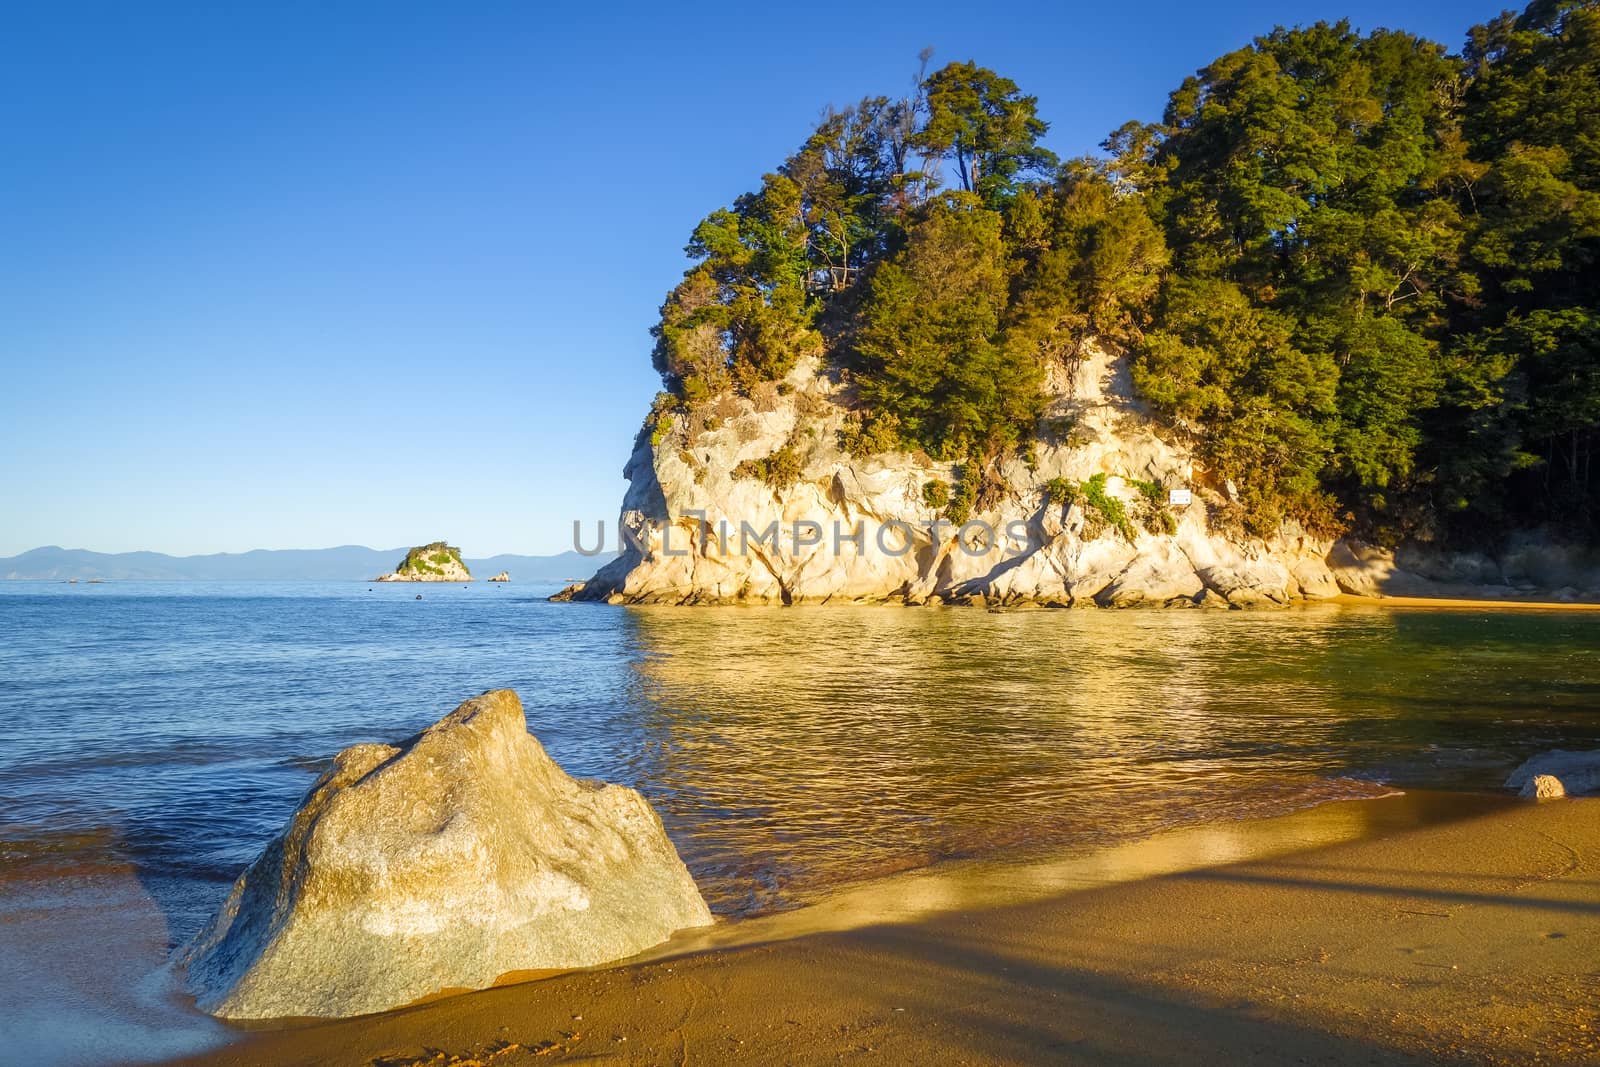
[[163, 793, 1600, 1067]]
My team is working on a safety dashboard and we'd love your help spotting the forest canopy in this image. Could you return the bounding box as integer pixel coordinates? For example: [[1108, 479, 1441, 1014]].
[[648, 1, 1600, 546]]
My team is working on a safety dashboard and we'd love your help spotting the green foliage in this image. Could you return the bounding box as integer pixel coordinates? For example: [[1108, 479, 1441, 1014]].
[[913, 61, 1058, 207], [946, 463, 981, 525], [837, 411, 904, 457], [1044, 477, 1078, 506], [641, 5, 1600, 546], [922, 479, 950, 509], [852, 196, 1046, 459], [1133, 278, 1337, 533], [1127, 478, 1178, 534], [1127, 478, 1163, 506], [1081, 473, 1139, 543], [733, 438, 804, 490], [395, 542, 465, 577]]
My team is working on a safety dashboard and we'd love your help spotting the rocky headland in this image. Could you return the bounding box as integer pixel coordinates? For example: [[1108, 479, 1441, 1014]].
[[375, 542, 473, 583], [562, 346, 1600, 608]]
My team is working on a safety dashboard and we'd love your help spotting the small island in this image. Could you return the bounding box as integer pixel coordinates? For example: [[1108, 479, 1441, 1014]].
[[374, 542, 472, 582]]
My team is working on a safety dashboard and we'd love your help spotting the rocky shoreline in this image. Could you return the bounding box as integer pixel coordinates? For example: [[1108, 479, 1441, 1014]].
[[560, 346, 1600, 608]]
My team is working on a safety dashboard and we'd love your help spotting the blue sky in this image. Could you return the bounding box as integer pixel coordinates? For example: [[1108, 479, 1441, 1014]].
[[0, 0, 1506, 556]]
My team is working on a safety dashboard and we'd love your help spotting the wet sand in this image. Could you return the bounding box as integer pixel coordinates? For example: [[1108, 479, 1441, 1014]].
[[166, 794, 1600, 1066]]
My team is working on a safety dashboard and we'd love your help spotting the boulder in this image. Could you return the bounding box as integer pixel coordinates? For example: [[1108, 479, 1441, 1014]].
[[1290, 558, 1341, 599], [1324, 541, 1397, 597], [1506, 749, 1600, 800], [180, 689, 713, 1019], [1524, 774, 1566, 800], [1096, 542, 1204, 607], [488, 571, 510, 582]]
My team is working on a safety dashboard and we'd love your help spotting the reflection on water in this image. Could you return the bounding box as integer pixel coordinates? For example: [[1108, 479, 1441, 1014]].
[[0, 584, 1597, 927], [1, 585, 1599, 1064], [610, 605, 1600, 913]]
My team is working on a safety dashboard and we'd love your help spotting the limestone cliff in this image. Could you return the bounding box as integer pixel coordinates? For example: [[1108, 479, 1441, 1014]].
[[566, 346, 1596, 607], [376, 542, 472, 582]]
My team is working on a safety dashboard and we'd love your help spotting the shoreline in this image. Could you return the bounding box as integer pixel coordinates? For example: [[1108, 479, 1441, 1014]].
[[1331, 592, 1600, 611], [161, 791, 1600, 1066]]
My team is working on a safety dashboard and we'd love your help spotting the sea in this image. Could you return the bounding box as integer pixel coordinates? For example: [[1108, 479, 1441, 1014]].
[[1, 580, 1597, 1063]]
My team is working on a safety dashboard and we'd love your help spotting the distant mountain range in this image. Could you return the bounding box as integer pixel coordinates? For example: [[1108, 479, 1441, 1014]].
[[0, 545, 612, 582]]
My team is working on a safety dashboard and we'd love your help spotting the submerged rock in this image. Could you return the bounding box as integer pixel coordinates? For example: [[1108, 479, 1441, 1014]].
[[179, 689, 712, 1019], [1506, 749, 1600, 799]]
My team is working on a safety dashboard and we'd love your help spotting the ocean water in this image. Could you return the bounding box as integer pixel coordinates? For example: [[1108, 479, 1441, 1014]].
[[3, 583, 1600, 926], [1, 582, 1598, 1061]]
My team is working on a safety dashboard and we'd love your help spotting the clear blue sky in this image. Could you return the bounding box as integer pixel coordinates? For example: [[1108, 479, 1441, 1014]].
[[0, 0, 1506, 557]]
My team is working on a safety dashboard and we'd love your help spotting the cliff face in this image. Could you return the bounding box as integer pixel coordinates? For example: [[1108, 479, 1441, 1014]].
[[570, 346, 1597, 607], [377, 542, 473, 583], [572, 345, 1352, 607]]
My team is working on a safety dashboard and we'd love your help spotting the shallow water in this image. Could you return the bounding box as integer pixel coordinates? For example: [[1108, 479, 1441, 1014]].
[[2, 582, 1598, 929], [1, 583, 1599, 1063]]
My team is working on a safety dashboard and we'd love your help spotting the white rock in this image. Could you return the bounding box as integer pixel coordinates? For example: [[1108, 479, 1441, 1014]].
[[1506, 749, 1600, 799], [1096, 541, 1204, 607], [1524, 774, 1567, 800], [569, 342, 1558, 608], [180, 689, 712, 1019]]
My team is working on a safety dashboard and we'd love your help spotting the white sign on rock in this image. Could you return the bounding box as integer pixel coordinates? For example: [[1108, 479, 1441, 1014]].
[[1168, 489, 1193, 506]]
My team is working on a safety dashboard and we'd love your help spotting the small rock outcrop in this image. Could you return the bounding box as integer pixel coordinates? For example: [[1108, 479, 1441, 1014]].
[[375, 542, 473, 582], [1507, 750, 1600, 799], [488, 571, 510, 582], [179, 690, 713, 1019]]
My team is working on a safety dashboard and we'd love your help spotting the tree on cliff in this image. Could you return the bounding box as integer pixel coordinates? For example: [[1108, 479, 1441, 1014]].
[[644, 0, 1600, 547], [852, 194, 1043, 460], [911, 61, 1057, 207]]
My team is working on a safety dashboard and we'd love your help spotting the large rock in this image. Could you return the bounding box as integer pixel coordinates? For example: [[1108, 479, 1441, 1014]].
[[563, 336, 1598, 608], [1506, 749, 1600, 799], [179, 689, 713, 1019], [1095, 541, 1204, 607]]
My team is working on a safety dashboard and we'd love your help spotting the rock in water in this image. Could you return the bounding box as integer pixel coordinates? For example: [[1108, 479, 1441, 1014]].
[[179, 689, 713, 1019], [1525, 774, 1566, 800], [1506, 749, 1600, 799], [375, 541, 474, 582]]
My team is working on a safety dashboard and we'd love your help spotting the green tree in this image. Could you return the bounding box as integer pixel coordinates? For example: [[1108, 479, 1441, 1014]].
[[852, 195, 1044, 459], [652, 173, 821, 400], [1133, 278, 1338, 533], [913, 61, 1058, 208]]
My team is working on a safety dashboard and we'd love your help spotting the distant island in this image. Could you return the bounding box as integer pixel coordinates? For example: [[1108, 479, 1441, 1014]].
[[375, 542, 473, 583], [0, 545, 614, 582]]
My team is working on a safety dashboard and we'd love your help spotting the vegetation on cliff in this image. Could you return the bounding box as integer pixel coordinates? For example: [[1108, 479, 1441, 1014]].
[[647, 1, 1600, 547], [391, 542, 471, 579]]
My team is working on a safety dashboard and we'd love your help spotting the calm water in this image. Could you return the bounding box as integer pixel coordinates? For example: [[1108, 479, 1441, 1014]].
[[2, 581, 1598, 937]]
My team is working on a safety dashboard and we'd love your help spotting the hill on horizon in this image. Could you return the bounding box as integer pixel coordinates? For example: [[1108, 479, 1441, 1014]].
[[0, 545, 612, 582]]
